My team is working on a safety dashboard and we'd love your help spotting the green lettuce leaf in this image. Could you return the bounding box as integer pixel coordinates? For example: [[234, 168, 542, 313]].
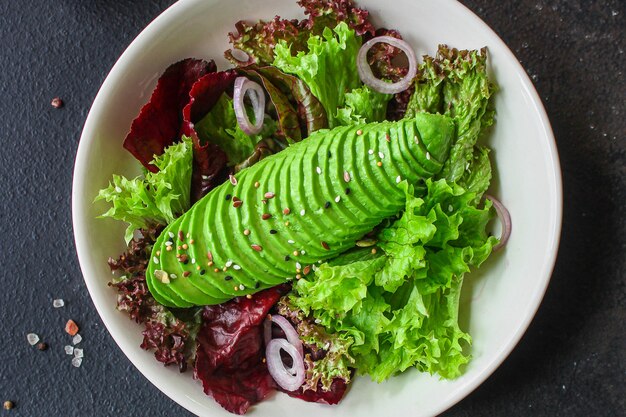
[[96, 137, 193, 243], [405, 46, 496, 197], [273, 22, 363, 128], [336, 86, 391, 126], [194, 94, 277, 165], [290, 179, 497, 382]]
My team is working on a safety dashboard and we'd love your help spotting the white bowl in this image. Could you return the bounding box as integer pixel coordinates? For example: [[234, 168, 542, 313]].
[[72, 0, 562, 416]]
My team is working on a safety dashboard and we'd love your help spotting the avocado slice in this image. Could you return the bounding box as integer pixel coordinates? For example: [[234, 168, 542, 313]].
[[146, 114, 454, 307]]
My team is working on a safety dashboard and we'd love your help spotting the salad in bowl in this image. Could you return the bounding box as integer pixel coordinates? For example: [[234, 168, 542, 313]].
[[90, 0, 516, 414]]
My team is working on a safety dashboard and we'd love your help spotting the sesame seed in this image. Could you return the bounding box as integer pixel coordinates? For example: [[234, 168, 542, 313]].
[[343, 171, 351, 182], [234, 286, 238, 290], [229, 174, 238, 185], [296, 274, 302, 280], [115, 186, 122, 193], [385, 133, 391, 142], [379, 151, 385, 159], [200, 269, 206, 275], [191, 258, 196, 264], [214, 268, 220, 273], [324, 201, 331, 209], [223, 267, 228, 272], [196, 265, 201, 270], [165, 241, 173, 246], [426, 152, 431, 160], [156, 250, 161, 256], [208, 261, 214, 266], [225, 260, 233, 267], [233, 264, 241, 270], [170, 273, 177, 279], [239, 284, 245, 290], [182, 244, 188, 250], [254, 181, 260, 188], [283, 208, 291, 215], [177, 245, 182, 250], [264, 192, 275, 199], [270, 229, 277, 234], [190, 239, 195, 244], [246, 294, 252, 299], [284, 255, 291, 261], [183, 271, 191, 277], [179, 254, 189, 264], [288, 240, 295, 244], [178, 230, 184, 241], [414, 135, 419, 143], [368, 149, 374, 155], [285, 221, 290, 226], [233, 200, 243, 208], [377, 161, 383, 167], [186, 232, 190, 238], [301, 250, 306, 255], [335, 195, 341, 203], [207, 251, 213, 261], [321, 241, 330, 250], [225, 194, 232, 200], [396, 175, 402, 183], [371, 248, 377, 254], [345, 187, 351, 195], [262, 213, 272, 220], [168, 231, 175, 239], [293, 250, 299, 256], [166, 246, 172, 251], [153, 257, 159, 264], [225, 275, 233, 280], [251, 244, 263, 251], [244, 229, 250, 236], [448, 204, 454, 212], [296, 262, 302, 269], [262, 199, 267, 204], [356, 129, 363, 135], [316, 166, 322, 174], [300, 209, 306, 216]]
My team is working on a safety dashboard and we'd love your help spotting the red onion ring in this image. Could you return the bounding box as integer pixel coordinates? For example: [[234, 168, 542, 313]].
[[485, 194, 512, 251], [233, 76, 265, 135], [266, 338, 305, 392], [357, 36, 417, 95], [264, 314, 303, 357]]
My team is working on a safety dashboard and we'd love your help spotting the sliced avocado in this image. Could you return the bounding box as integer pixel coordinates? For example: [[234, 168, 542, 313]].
[[147, 116, 454, 307]]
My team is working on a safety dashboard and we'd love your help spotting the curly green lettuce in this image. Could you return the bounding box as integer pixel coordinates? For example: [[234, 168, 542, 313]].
[[273, 22, 390, 128], [289, 179, 497, 382], [405, 46, 496, 198], [95, 137, 193, 243]]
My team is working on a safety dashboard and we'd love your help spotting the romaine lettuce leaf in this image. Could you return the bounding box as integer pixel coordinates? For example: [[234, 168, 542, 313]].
[[96, 137, 193, 243]]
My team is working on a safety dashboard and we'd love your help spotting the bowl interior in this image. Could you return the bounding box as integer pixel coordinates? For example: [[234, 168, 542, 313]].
[[72, 0, 561, 416]]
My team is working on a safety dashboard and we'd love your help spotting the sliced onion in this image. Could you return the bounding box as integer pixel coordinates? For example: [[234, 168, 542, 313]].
[[266, 338, 305, 391], [264, 314, 303, 357], [357, 36, 418, 95], [485, 194, 512, 251], [233, 76, 265, 135]]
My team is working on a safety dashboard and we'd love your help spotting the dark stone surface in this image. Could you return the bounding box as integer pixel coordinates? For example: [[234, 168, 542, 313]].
[[0, 0, 623, 416]]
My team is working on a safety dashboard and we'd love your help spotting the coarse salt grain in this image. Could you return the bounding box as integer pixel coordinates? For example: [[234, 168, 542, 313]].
[[300, 209, 306, 216], [239, 284, 245, 291], [71, 357, 82, 368], [153, 256, 159, 264], [72, 334, 82, 345], [27, 333, 39, 345], [53, 299, 65, 308], [74, 348, 84, 358], [65, 345, 74, 355], [296, 262, 302, 270], [191, 258, 196, 264], [316, 166, 322, 174], [168, 231, 175, 238], [335, 195, 341, 203], [368, 149, 374, 155]]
